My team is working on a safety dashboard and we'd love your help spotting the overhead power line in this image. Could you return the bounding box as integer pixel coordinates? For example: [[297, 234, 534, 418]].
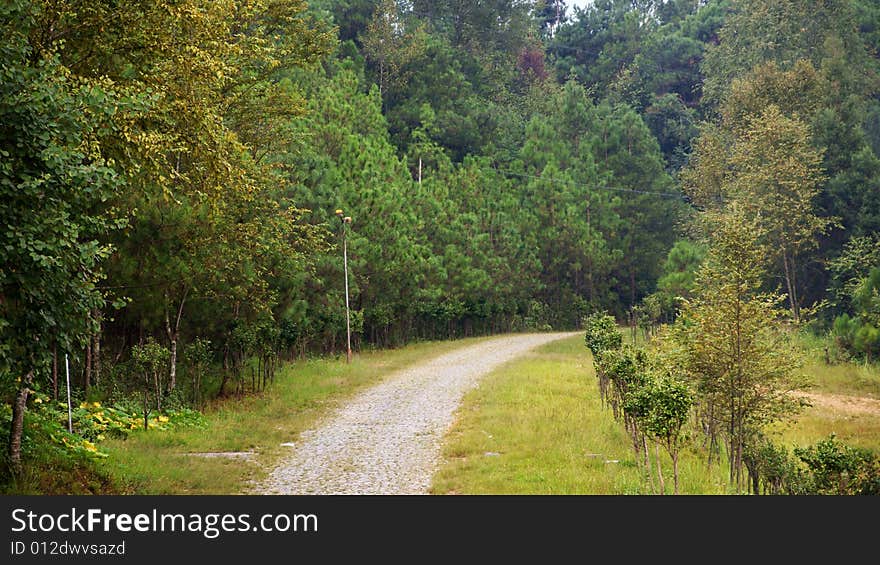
[[490, 167, 688, 200]]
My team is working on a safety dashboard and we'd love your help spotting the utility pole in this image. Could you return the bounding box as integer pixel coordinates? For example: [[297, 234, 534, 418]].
[[336, 209, 353, 363], [65, 353, 72, 433]]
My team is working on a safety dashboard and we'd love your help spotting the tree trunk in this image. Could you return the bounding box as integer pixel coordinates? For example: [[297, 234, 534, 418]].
[[737, 436, 745, 492], [728, 418, 736, 485], [154, 369, 161, 413], [630, 268, 637, 312], [167, 336, 178, 393], [379, 59, 385, 98], [781, 248, 800, 323], [629, 419, 641, 461], [671, 446, 679, 495], [8, 371, 34, 475], [656, 444, 665, 495], [84, 341, 92, 396], [143, 377, 150, 431], [52, 343, 58, 401], [706, 402, 719, 469], [750, 465, 760, 495], [790, 253, 800, 321], [219, 346, 231, 397], [164, 288, 188, 394], [92, 309, 102, 386]]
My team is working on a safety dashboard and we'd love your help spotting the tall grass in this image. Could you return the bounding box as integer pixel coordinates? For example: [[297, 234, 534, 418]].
[[795, 329, 880, 398]]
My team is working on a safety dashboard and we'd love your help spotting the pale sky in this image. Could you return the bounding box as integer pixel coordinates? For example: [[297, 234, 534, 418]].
[[564, 1, 594, 18], [567, 0, 593, 11]]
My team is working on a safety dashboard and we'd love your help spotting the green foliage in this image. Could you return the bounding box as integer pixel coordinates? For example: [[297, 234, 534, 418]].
[[853, 268, 880, 326], [585, 308, 695, 493], [832, 313, 860, 353], [596, 344, 649, 421], [362, 0, 428, 99], [854, 323, 880, 362], [410, 0, 533, 56], [636, 375, 693, 446], [0, 0, 127, 382], [0, 402, 104, 471], [583, 312, 623, 356], [701, 0, 877, 107], [130, 338, 170, 424], [743, 435, 809, 495], [635, 239, 706, 330], [794, 434, 880, 495], [2, 391, 207, 470], [662, 206, 810, 490], [627, 369, 694, 493], [549, 0, 658, 101], [694, 0, 880, 318], [643, 93, 700, 171], [183, 337, 212, 408], [831, 263, 880, 361], [684, 94, 832, 322], [827, 234, 880, 313]]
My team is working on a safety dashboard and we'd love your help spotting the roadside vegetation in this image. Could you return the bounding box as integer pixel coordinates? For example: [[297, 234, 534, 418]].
[[432, 333, 880, 495], [1, 337, 491, 494]]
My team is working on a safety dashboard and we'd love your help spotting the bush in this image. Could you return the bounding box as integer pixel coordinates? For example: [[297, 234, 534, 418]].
[[744, 434, 880, 495], [795, 434, 880, 495], [744, 436, 810, 495], [583, 312, 623, 356]]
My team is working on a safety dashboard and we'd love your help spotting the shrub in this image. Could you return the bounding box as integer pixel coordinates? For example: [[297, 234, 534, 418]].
[[583, 312, 623, 356], [795, 434, 880, 495]]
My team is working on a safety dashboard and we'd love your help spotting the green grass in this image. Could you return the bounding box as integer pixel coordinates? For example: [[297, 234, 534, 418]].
[[430, 332, 880, 495], [430, 336, 729, 495], [773, 408, 880, 453], [98, 336, 495, 494]]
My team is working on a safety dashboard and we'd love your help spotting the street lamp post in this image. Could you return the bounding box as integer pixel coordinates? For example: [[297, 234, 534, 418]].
[[336, 209, 352, 363]]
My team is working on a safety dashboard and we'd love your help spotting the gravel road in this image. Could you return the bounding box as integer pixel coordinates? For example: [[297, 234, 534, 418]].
[[254, 332, 577, 495]]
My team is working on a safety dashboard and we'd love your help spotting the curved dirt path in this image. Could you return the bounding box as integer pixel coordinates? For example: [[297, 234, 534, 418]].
[[797, 391, 880, 417], [254, 332, 577, 495]]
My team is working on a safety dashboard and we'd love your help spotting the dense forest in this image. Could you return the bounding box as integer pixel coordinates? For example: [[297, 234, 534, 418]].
[[2, 0, 879, 488]]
